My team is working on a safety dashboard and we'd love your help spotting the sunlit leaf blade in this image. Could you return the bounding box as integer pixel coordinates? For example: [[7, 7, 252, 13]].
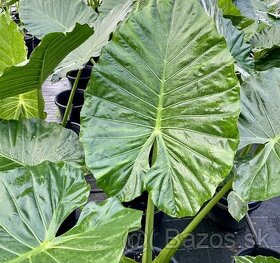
[[0, 13, 40, 120], [53, 0, 133, 80], [0, 13, 26, 73], [200, 0, 254, 78], [19, 0, 97, 39], [235, 256, 280, 263], [0, 119, 84, 172], [228, 191, 248, 221], [0, 162, 142, 262], [81, 0, 240, 217], [0, 23, 93, 100], [234, 68, 280, 202]]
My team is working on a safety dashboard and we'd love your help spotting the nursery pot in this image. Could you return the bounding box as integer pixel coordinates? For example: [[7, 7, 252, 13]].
[[125, 246, 178, 263], [24, 33, 35, 58], [232, 246, 280, 262], [208, 197, 262, 232], [123, 193, 164, 231], [55, 89, 84, 123], [56, 210, 77, 236], [66, 65, 93, 90], [64, 122, 80, 135]]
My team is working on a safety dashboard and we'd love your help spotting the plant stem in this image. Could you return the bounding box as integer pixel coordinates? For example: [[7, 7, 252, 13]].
[[142, 193, 155, 263], [61, 69, 82, 127], [37, 89, 45, 119], [153, 179, 233, 263], [142, 142, 158, 263]]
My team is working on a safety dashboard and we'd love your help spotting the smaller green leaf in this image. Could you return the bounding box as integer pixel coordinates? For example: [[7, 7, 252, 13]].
[[228, 191, 248, 221], [0, 23, 93, 100], [234, 68, 280, 202], [251, 24, 280, 59], [0, 12, 26, 73], [235, 256, 280, 263], [0, 119, 84, 172], [0, 162, 142, 263], [255, 47, 280, 70], [19, 0, 97, 39], [53, 0, 133, 80]]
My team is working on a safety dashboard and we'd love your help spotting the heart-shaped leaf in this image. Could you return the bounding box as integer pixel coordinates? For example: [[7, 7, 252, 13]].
[[81, 0, 240, 217], [19, 0, 97, 39], [0, 162, 142, 262], [234, 68, 280, 202], [0, 119, 84, 172]]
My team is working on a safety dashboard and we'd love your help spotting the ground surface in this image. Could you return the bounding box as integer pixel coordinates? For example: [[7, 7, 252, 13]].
[[43, 79, 280, 263]]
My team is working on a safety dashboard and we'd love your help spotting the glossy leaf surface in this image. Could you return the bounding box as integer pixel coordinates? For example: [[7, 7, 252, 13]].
[[81, 0, 240, 217], [0, 162, 142, 262], [234, 68, 280, 202], [0, 119, 84, 172], [19, 0, 97, 39], [0, 24, 93, 100]]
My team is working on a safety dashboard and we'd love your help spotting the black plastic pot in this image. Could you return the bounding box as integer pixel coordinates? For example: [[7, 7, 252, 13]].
[[232, 246, 280, 262], [24, 33, 35, 58], [123, 193, 164, 231], [24, 32, 41, 58], [55, 89, 84, 123], [125, 246, 178, 263], [208, 197, 262, 232], [56, 210, 77, 236], [64, 122, 80, 135], [66, 65, 93, 90]]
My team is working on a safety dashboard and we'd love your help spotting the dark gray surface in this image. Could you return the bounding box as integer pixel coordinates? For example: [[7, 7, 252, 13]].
[[43, 79, 280, 262]]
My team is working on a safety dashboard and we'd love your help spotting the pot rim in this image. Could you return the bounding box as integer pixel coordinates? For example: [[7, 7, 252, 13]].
[[66, 65, 93, 80], [54, 89, 84, 108]]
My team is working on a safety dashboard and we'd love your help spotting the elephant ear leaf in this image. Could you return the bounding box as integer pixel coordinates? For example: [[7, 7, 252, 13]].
[[0, 162, 142, 263], [234, 68, 280, 203], [235, 256, 280, 263], [81, 0, 240, 217], [19, 0, 97, 39], [0, 13, 40, 120], [0, 119, 84, 172]]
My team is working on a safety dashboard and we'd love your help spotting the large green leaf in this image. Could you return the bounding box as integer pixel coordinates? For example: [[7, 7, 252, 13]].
[[0, 119, 84, 172], [0, 23, 93, 100], [234, 68, 280, 202], [0, 162, 142, 262], [0, 13, 40, 120], [0, 12, 26, 72], [53, 0, 134, 80], [200, 0, 254, 78], [19, 0, 97, 39], [81, 0, 240, 217], [235, 256, 280, 263], [98, 0, 131, 15]]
